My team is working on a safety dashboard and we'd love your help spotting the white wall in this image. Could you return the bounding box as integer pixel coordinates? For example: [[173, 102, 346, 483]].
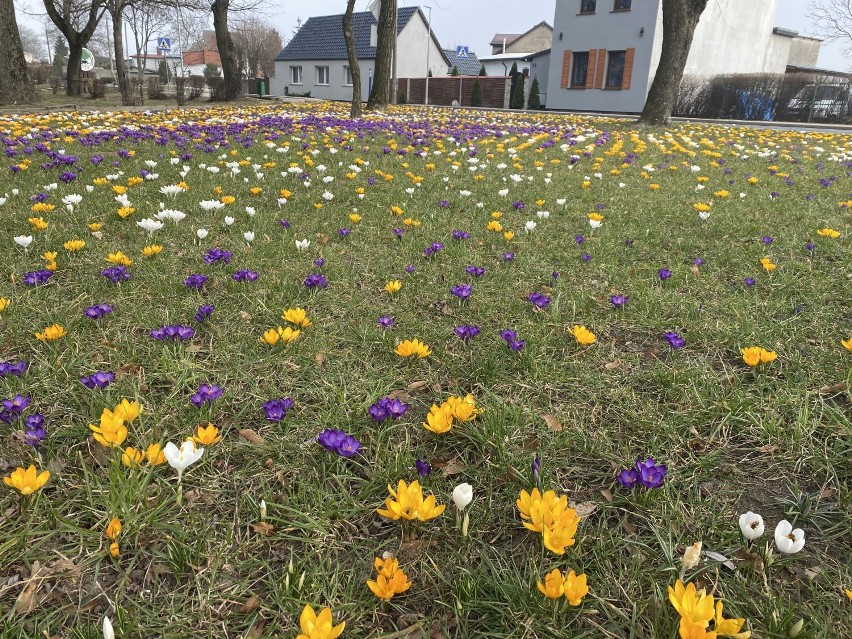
[[398, 11, 449, 77], [271, 59, 376, 100], [481, 58, 529, 77]]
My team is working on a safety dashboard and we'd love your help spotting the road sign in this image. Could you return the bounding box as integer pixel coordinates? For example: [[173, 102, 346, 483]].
[[456, 45, 469, 58], [80, 48, 95, 72], [157, 37, 171, 52]]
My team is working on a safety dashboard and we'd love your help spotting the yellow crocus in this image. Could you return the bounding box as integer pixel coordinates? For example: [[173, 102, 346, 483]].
[[64, 239, 86, 251], [366, 557, 412, 600], [283, 307, 311, 327], [221, 195, 236, 205], [35, 323, 67, 342], [194, 424, 221, 446], [142, 244, 162, 257], [4, 465, 50, 495], [816, 228, 840, 239], [536, 568, 565, 599], [376, 479, 445, 522], [668, 580, 715, 628], [121, 447, 144, 467], [105, 517, 122, 540], [106, 251, 132, 266], [349, 213, 362, 223], [261, 328, 280, 345], [113, 399, 141, 423], [759, 257, 776, 272], [713, 600, 751, 638], [395, 339, 431, 359], [385, 280, 402, 294], [296, 605, 345, 639], [423, 403, 454, 434], [88, 408, 128, 448], [563, 570, 589, 606], [0, 298, 9, 314], [145, 443, 166, 466], [277, 326, 301, 344], [842, 337, 852, 352], [28, 217, 48, 230], [572, 325, 597, 345], [445, 394, 481, 422]]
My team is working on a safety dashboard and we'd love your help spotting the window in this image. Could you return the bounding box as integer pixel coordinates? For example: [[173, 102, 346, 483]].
[[316, 66, 330, 85], [290, 66, 302, 85], [613, 0, 631, 10], [571, 51, 589, 87], [580, 0, 596, 13], [343, 65, 353, 86], [606, 50, 626, 88]]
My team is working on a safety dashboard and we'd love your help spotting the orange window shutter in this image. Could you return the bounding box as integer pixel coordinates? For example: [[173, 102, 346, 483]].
[[596, 48, 607, 89], [585, 49, 597, 89], [622, 48, 635, 90], [561, 50, 572, 89]]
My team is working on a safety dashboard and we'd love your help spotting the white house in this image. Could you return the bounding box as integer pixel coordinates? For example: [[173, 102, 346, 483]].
[[271, 5, 450, 99], [546, 0, 822, 112], [127, 52, 183, 74]]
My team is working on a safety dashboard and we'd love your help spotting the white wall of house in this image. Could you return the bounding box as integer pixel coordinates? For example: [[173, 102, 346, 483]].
[[529, 51, 550, 107], [397, 11, 449, 78], [271, 59, 377, 101], [480, 55, 531, 77], [547, 0, 660, 112]]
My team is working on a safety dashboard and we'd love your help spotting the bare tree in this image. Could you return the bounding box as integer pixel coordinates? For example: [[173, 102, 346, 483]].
[[366, 0, 394, 110], [343, 0, 361, 117], [43, 0, 107, 96], [809, 0, 852, 57], [105, 0, 136, 105], [127, 1, 170, 104], [638, 0, 709, 125], [210, 0, 240, 98], [0, 0, 35, 102], [231, 17, 281, 78], [19, 23, 48, 60]]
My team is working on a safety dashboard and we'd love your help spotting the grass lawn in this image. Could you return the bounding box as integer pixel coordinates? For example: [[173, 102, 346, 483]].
[[0, 101, 850, 638]]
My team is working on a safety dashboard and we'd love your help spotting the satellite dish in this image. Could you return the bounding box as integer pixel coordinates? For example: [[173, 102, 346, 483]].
[[80, 48, 95, 72]]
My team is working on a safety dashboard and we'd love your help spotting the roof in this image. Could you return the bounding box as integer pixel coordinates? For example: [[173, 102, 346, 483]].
[[490, 33, 521, 47], [786, 64, 852, 79], [187, 30, 218, 53], [443, 48, 482, 75], [276, 6, 420, 61], [479, 52, 539, 62]]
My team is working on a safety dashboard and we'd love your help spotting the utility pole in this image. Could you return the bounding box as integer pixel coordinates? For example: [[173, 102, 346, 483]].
[[424, 5, 431, 105], [391, 0, 397, 104]]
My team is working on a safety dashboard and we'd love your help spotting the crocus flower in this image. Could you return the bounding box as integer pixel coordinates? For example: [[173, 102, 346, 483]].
[[163, 440, 204, 479], [184, 273, 209, 290], [664, 331, 686, 349], [450, 284, 471, 300], [317, 428, 361, 457], [572, 325, 596, 345], [23, 269, 54, 286], [452, 483, 473, 511], [616, 467, 639, 489], [454, 325, 481, 341], [304, 273, 328, 289], [232, 269, 259, 282], [369, 397, 408, 421], [4, 465, 50, 495], [80, 371, 116, 389], [0, 360, 28, 378], [658, 268, 672, 281], [296, 605, 344, 639], [635, 457, 667, 488], [263, 397, 294, 421], [774, 519, 805, 554], [85, 303, 113, 319], [500, 328, 525, 352], [378, 315, 394, 328], [610, 295, 628, 308], [195, 304, 215, 322], [738, 511, 765, 541], [502, 252, 515, 262], [528, 293, 550, 309], [190, 383, 224, 407], [377, 479, 445, 521], [395, 339, 431, 358], [415, 459, 431, 478], [101, 266, 131, 284]]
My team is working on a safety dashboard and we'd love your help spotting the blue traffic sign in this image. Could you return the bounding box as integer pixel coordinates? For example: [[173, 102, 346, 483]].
[[157, 37, 171, 52], [456, 45, 469, 58]]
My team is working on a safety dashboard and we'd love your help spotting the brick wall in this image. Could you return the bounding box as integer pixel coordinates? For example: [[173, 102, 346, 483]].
[[398, 76, 511, 108]]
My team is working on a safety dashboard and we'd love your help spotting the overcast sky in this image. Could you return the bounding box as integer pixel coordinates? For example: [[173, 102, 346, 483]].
[[269, 0, 849, 71], [16, 0, 851, 71]]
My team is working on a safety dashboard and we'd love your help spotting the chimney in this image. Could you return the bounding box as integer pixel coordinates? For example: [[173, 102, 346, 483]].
[[503, 38, 506, 54]]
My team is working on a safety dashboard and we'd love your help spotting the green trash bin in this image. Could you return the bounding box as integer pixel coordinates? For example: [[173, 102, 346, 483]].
[[258, 79, 266, 97]]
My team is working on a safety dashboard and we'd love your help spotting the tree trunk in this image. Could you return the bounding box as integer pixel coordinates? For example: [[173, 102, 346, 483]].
[[0, 0, 36, 104], [638, 0, 708, 125], [111, 4, 132, 105], [211, 0, 242, 100], [66, 42, 83, 97], [366, 0, 394, 110], [343, 0, 362, 117]]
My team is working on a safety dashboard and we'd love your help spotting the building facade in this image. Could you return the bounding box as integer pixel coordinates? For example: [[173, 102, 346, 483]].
[[271, 6, 449, 100], [546, 0, 823, 112], [489, 22, 553, 55]]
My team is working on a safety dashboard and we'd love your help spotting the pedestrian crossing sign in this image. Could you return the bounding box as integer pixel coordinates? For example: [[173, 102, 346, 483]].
[[456, 46, 469, 58], [157, 37, 171, 52]]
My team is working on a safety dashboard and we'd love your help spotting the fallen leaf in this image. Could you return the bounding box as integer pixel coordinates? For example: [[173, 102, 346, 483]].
[[14, 578, 39, 616], [239, 311, 252, 321], [185, 343, 202, 353], [247, 619, 266, 638], [314, 352, 326, 366], [541, 414, 562, 432], [569, 501, 597, 518], [386, 389, 412, 402], [117, 363, 141, 377], [441, 304, 452, 316], [600, 488, 613, 503], [317, 233, 329, 244], [250, 522, 275, 536], [239, 429, 265, 445], [702, 550, 736, 570], [240, 595, 261, 613], [604, 359, 622, 370], [435, 458, 465, 477], [406, 380, 430, 391], [818, 382, 847, 395]]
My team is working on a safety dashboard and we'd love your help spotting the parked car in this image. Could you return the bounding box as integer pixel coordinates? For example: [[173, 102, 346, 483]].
[[786, 84, 852, 121]]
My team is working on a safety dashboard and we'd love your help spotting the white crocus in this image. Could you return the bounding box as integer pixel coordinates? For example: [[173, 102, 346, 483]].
[[196, 228, 209, 240], [537, 210, 550, 220], [774, 520, 805, 554], [498, 188, 509, 197], [698, 211, 711, 221], [103, 616, 114, 639], [295, 238, 310, 251], [589, 218, 602, 229], [452, 483, 473, 511], [556, 198, 566, 206], [163, 440, 205, 505], [243, 231, 255, 243], [738, 511, 765, 541], [224, 216, 235, 226], [14, 235, 33, 249], [259, 499, 267, 521], [524, 220, 537, 233], [136, 218, 164, 234], [245, 206, 256, 217]]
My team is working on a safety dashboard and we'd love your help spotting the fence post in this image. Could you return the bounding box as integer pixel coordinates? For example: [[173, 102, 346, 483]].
[[460, 77, 463, 105]]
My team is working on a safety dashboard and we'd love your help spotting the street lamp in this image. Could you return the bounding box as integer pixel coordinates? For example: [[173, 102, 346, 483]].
[[424, 5, 431, 105]]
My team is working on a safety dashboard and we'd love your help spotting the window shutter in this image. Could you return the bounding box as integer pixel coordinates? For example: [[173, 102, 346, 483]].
[[622, 48, 635, 90], [585, 49, 597, 89], [595, 48, 607, 89], [561, 50, 572, 89]]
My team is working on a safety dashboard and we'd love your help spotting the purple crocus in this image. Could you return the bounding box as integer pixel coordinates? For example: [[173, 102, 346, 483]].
[[101, 266, 131, 284], [575, 235, 585, 245], [263, 397, 294, 421], [190, 383, 224, 407], [635, 458, 667, 488], [693, 258, 705, 267], [804, 242, 815, 253], [762, 236, 774, 245], [304, 273, 328, 289], [664, 331, 686, 349], [24, 414, 47, 448], [502, 252, 515, 262], [195, 304, 215, 322], [616, 467, 639, 489], [500, 328, 525, 352], [528, 293, 550, 309], [184, 273, 209, 290], [317, 428, 361, 458], [744, 277, 756, 287], [532, 454, 542, 489], [80, 370, 116, 389], [415, 458, 432, 478], [23, 270, 54, 286], [438, 199, 450, 208], [658, 268, 672, 281], [424, 242, 444, 257], [2, 394, 30, 415], [610, 295, 628, 308], [465, 266, 485, 277], [314, 258, 325, 268], [452, 230, 470, 240], [405, 265, 416, 274], [450, 283, 472, 300], [232, 269, 259, 282], [454, 325, 481, 341], [0, 360, 28, 378], [369, 396, 409, 422], [279, 219, 291, 229], [150, 325, 195, 341], [581, 253, 592, 262], [378, 315, 395, 329], [338, 228, 351, 237], [84, 303, 113, 319], [203, 248, 233, 265]]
